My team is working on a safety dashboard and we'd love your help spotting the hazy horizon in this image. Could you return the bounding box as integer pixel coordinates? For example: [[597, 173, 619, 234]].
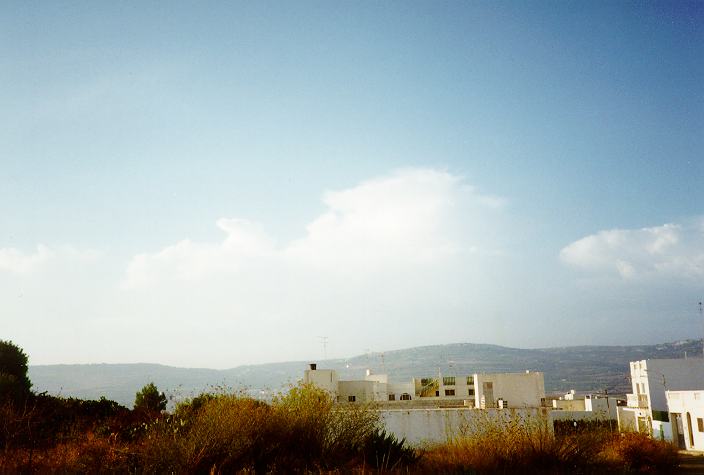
[[26, 337, 704, 371], [2, 2, 702, 368]]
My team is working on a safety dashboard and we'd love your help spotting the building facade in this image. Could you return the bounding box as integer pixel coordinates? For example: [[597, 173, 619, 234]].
[[667, 390, 704, 451], [619, 358, 704, 441], [303, 364, 545, 409]]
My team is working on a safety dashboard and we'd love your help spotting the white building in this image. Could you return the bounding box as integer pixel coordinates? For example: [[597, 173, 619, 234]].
[[303, 364, 545, 408], [667, 390, 704, 451], [619, 358, 704, 440], [551, 390, 619, 420]]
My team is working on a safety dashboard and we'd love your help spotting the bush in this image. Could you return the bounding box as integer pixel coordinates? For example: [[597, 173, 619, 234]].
[[421, 411, 608, 473], [361, 428, 418, 470], [604, 432, 678, 473], [0, 340, 32, 404], [0, 393, 130, 451], [136, 383, 380, 473], [272, 382, 379, 469], [420, 411, 681, 474], [134, 382, 167, 415]]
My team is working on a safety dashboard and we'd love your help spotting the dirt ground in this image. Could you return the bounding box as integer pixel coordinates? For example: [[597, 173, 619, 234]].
[[677, 451, 704, 474]]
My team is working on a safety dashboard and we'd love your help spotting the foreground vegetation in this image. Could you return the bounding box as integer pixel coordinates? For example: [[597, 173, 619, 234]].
[[0, 340, 680, 473]]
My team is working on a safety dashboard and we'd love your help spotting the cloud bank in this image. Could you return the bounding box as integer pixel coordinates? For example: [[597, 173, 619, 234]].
[[5, 168, 700, 367], [0, 245, 99, 274], [560, 219, 704, 280], [124, 168, 504, 289]]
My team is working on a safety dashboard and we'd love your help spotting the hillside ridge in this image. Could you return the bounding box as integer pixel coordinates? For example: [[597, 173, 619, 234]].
[[29, 339, 703, 407]]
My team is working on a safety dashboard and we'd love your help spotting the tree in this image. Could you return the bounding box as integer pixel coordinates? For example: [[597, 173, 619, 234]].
[[0, 340, 32, 403], [134, 382, 167, 414]]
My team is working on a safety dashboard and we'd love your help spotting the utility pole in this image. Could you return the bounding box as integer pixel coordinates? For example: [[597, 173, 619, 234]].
[[699, 301, 703, 358], [605, 388, 613, 433]]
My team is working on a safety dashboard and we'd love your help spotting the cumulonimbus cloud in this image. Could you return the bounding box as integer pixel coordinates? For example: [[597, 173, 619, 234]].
[[559, 219, 704, 280], [123, 168, 504, 288]]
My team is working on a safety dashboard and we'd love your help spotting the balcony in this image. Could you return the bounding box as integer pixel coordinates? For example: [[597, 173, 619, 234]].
[[627, 393, 649, 409]]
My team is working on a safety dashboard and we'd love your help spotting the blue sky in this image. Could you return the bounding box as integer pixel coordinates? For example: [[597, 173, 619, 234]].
[[1, 2, 702, 367]]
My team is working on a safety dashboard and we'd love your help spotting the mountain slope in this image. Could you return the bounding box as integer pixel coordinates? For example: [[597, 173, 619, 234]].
[[28, 339, 702, 407]]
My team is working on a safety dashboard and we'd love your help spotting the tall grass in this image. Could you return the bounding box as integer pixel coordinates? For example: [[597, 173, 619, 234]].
[[0, 389, 680, 473], [135, 383, 383, 473], [421, 411, 678, 474]]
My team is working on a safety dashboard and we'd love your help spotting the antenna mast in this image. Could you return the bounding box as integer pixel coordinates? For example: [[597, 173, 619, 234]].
[[317, 336, 328, 361]]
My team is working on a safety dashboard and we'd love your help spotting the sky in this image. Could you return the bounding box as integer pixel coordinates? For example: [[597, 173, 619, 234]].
[[1, 1, 703, 368]]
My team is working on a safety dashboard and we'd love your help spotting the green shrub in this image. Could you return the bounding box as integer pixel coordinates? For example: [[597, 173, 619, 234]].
[[134, 382, 167, 415], [0, 340, 32, 405], [361, 428, 418, 470]]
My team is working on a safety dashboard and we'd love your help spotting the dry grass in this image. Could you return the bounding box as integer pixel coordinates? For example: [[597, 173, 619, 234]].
[[0, 392, 681, 474], [134, 383, 381, 473], [0, 432, 133, 473], [420, 412, 678, 474]]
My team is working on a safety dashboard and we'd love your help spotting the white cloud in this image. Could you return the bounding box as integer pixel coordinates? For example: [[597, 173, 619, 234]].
[[559, 220, 704, 280], [109, 168, 514, 364], [123, 168, 503, 288], [0, 245, 100, 274], [124, 219, 274, 288], [0, 245, 53, 273]]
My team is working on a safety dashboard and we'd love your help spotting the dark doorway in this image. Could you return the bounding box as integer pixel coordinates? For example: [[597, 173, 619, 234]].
[[674, 413, 686, 449]]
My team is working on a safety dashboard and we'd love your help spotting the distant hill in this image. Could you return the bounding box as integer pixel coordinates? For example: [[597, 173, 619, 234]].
[[29, 339, 702, 407]]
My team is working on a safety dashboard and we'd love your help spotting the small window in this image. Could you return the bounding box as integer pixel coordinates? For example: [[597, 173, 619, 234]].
[[445, 389, 455, 396], [443, 376, 456, 386], [388, 394, 396, 401], [400, 393, 411, 401], [435, 390, 439, 397], [348, 395, 356, 402], [698, 418, 704, 432], [468, 388, 475, 396], [467, 376, 474, 385]]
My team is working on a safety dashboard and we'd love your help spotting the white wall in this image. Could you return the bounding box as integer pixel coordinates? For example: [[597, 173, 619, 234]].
[[379, 407, 552, 446], [474, 372, 545, 408], [338, 380, 384, 402], [387, 381, 415, 401], [617, 407, 638, 432], [667, 390, 704, 451], [630, 359, 704, 412], [303, 369, 339, 396], [553, 399, 586, 411], [584, 396, 618, 419]]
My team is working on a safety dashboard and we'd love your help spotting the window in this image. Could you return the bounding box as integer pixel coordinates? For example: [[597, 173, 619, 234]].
[[484, 382, 493, 390], [467, 376, 474, 385], [400, 393, 411, 401], [421, 378, 433, 386], [652, 410, 669, 422], [388, 394, 395, 401], [443, 376, 455, 386], [435, 390, 439, 397], [445, 389, 455, 396], [348, 395, 356, 402], [468, 388, 475, 396], [698, 418, 704, 432]]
